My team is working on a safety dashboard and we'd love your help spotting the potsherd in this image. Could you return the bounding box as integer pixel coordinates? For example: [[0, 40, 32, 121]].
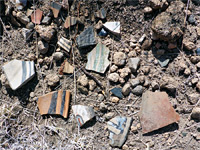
[[107, 116, 133, 147], [2, 59, 35, 90]]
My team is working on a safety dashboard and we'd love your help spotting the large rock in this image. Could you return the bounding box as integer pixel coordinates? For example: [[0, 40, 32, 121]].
[[151, 1, 185, 42]]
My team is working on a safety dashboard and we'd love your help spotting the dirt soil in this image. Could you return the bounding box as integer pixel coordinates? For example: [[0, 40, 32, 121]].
[[0, 0, 200, 149]]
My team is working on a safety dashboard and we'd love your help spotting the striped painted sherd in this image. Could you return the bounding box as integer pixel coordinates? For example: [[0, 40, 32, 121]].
[[2, 59, 35, 90], [103, 22, 120, 34], [72, 105, 95, 127], [57, 37, 72, 52], [107, 116, 133, 147], [64, 16, 77, 29], [50, 2, 62, 18], [76, 26, 96, 49], [86, 43, 110, 74], [95, 8, 107, 19], [37, 90, 70, 118]]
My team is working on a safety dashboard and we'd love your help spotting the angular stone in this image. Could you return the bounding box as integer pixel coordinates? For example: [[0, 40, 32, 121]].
[[26, 9, 33, 17], [42, 16, 51, 25], [144, 7, 153, 13], [130, 78, 140, 88], [14, 0, 27, 10], [132, 85, 143, 95], [64, 16, 77, 29], [160, 76, 178, 92], [31, 9, 43, 24], [95, 8, 107, 19], [186, 93, 199, 105], [50, 2, 62, 18], [188, 15, 196, 24], [183, 40, 196, 51], [103, 22, 120, 34], [110, 87, 123, 99], [38, 40, 49, 54], [76, 26, 96, 48], [108, 73, 119, 83], [46, 74, 60, 87], [158, 57, 170, 67], [35, 25, 56, 42], [16, 12, 30, 25], [88, 80, 96, 91], [37, 90, 70, 118], [78, 75, 88, 87], [139, 91, 180, 134], [129, 57, 140, 72], [151, 1, 185, 42], [63, 61, 74, 74], [57, 37, 72, 52], [21, 28, 32, 41], [2, 59, 35, 90], [72, 105, 95, 127], [86, 43, 110, 74], [26, 22, 34, 29], [62, 0, 69, 9], [118, 67, 131, 78], [113, 52, 126, 66], [191, 107, 200, 120], [107, 116, 133, 147], [150, 0, 161, 9]]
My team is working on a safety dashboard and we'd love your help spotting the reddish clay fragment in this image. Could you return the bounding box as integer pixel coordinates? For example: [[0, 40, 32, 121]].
[[31, 9, 43, 24], [139, 91, 180, 134]]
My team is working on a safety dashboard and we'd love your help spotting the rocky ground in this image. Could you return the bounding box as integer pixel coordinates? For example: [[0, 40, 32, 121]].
[[0, 0, 200, 149]]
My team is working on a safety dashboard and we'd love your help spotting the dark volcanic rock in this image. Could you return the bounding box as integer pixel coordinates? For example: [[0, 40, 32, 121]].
[[151, 1, 185, 42]]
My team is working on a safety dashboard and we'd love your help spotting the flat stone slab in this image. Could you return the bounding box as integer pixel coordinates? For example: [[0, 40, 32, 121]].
[[37, 90, 70, 118], [72, 105, 95, 127], [57, 37, 72, 52], [76, 26, 96, 49], [2, 59, 35, 90], [107, 116, 133, 147], [139, 91, 180, 134], [103, 22, 120, 34], [86, 43, 110, 74]]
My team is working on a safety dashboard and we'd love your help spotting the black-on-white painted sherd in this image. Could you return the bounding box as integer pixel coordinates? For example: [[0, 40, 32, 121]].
[[2, 59, 35, 90]]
